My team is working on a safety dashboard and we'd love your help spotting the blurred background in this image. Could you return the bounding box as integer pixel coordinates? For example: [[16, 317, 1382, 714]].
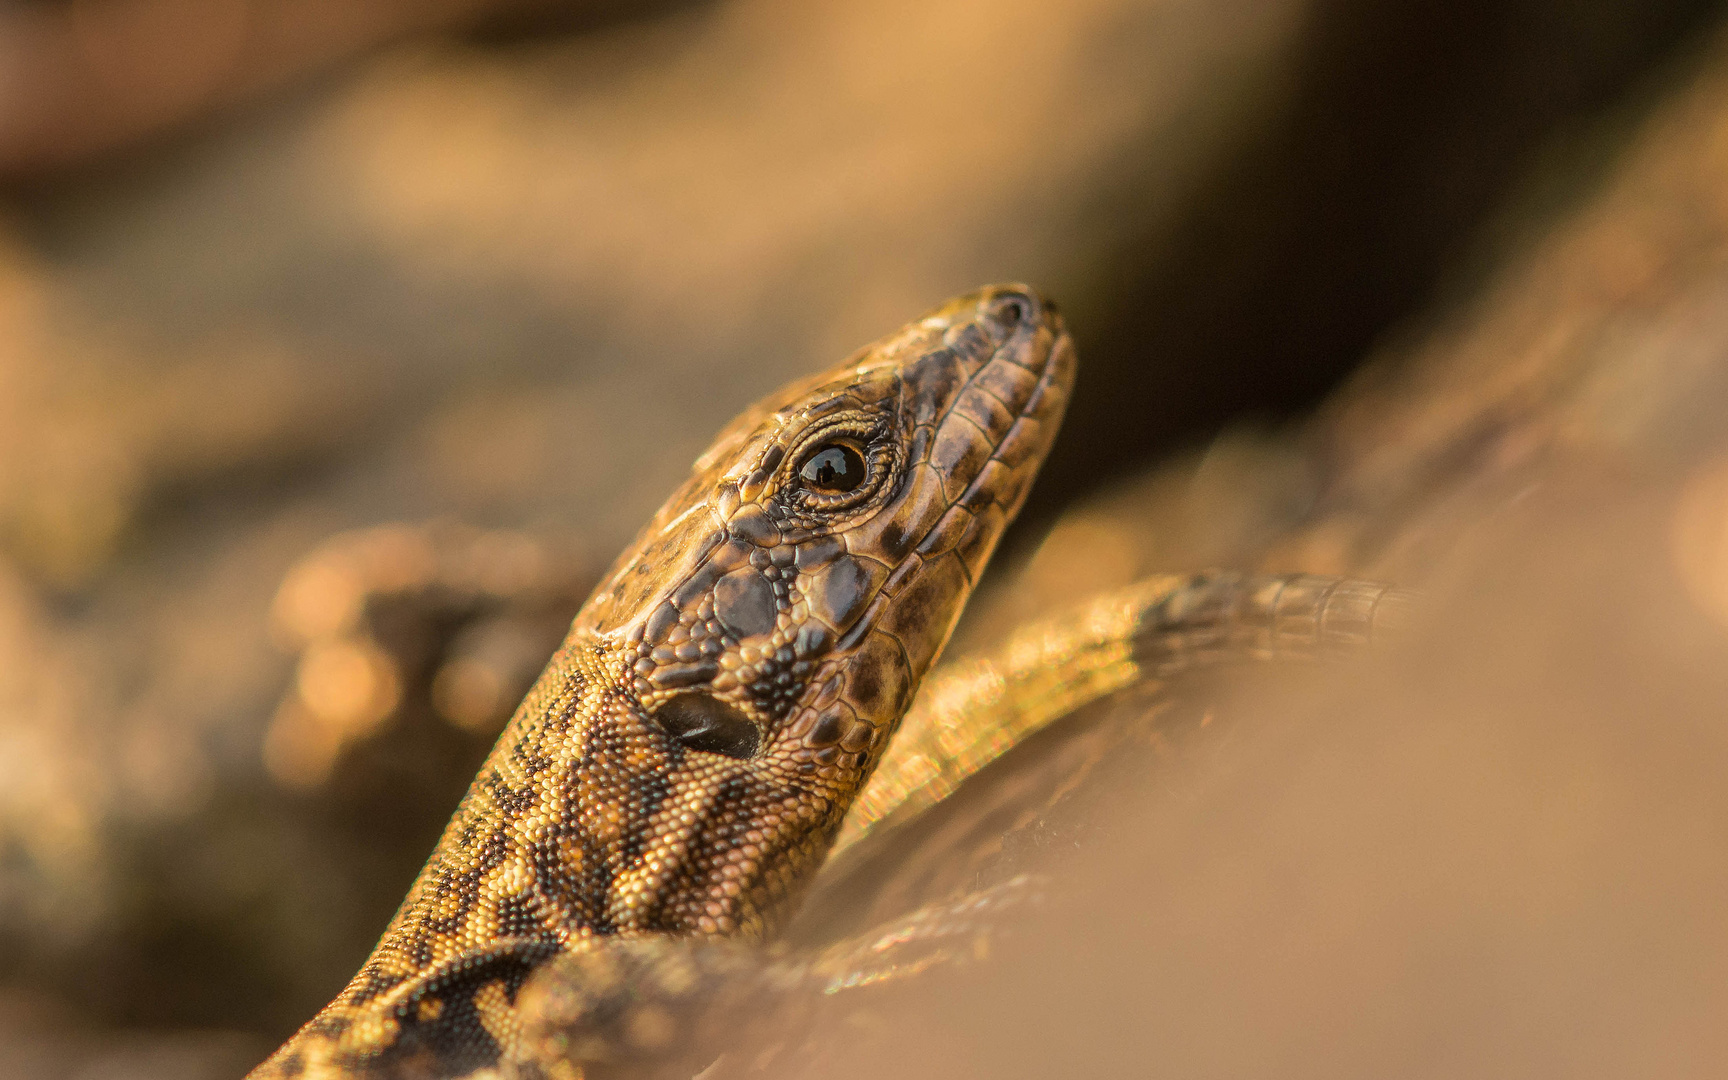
[[7, 0, 1728, 1076]]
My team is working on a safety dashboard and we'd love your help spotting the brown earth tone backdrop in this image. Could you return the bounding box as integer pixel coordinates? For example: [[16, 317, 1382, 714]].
[[3, 0, 1728, 1076]]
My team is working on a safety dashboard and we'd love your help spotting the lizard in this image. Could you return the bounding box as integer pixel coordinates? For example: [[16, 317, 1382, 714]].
[[510, 572, 1416, 1076], [248, 283, 1077, 1079], [251, 283, 1416, 1078]]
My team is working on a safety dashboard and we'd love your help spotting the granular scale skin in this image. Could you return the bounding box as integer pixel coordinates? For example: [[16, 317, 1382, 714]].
[[248, 285, 1075, 1079]]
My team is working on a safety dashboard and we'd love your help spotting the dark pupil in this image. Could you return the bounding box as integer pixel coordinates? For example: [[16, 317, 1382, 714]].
[[800, 444, 866, 492]]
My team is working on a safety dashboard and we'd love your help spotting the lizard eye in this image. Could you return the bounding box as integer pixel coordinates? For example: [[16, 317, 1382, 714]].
[[797, 442, 867, 494], [777, 414, 896, 521]]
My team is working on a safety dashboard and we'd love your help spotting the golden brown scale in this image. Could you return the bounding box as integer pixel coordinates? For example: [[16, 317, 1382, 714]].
[[513, 574, 1416, 1077], [249, 285, 1074, 1079]]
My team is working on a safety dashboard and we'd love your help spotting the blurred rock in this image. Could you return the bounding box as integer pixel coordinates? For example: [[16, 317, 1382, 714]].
[[781, 473, 1728, 1080], [0, 988, 263, 1080], [264, 521, 592, 788], [0, 0, 682, 174]]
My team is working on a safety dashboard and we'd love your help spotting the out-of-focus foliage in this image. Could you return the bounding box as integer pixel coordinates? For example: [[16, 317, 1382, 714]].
[[0, 0, 1725, 1075]]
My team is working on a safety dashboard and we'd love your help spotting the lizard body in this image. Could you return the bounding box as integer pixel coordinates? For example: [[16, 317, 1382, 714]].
[[514, 573, 1416, 1075], [249, 284, 1074, 1078]]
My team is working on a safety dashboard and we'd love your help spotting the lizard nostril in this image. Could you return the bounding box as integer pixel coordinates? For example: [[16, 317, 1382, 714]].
[[651, 693, 761, 759], [987, 290, 1038, 331]]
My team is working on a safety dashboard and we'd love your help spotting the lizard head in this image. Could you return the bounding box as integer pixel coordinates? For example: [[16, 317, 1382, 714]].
[[516, 285, 1072, 939], [243, 281, 1379, 1080], [254, 286, 1073, 1080]]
